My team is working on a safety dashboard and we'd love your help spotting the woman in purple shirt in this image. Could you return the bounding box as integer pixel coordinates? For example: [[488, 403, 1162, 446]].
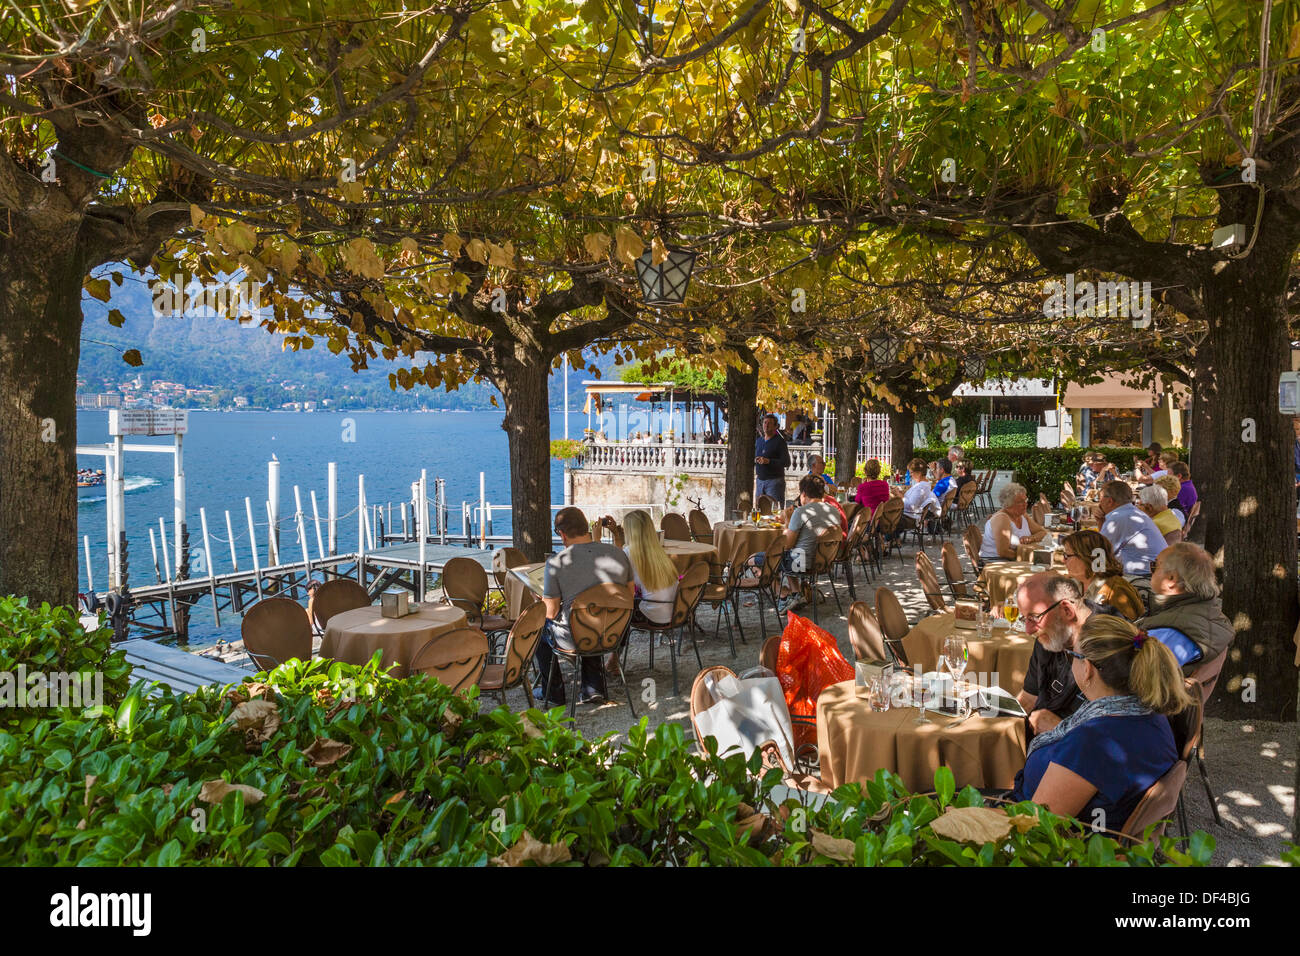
[[1168, 462, 1197, 514], [853, 458, 892, 514]]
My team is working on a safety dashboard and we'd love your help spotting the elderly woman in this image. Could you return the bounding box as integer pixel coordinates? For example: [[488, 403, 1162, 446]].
[[1060, 529, 1145, 620], [979, 481, 1047, 561], [854, 458, 891, 514], [1010, 613, 1191, 825], [1137, 484, 1182, 545], [1154, 475, 1186, 527]]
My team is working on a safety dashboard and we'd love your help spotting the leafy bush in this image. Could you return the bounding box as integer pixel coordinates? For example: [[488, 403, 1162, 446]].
[[912, 446, 1186, 501], [0, 637, 1212, 866], [0, 596, 131, 732], [988, 419, 1037, 449], [549, 438, 585, 461]]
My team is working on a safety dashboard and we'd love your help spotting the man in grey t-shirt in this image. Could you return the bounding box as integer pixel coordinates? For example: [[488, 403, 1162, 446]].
[[534, 506, 634, 706], [748, 474, 841, 614]]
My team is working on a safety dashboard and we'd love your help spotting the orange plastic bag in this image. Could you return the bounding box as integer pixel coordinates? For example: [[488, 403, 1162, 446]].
[[775, 611, 855, 749]]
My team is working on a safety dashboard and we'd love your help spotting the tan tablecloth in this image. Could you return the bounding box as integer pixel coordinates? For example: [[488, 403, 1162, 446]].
[[712, 522, 784, 570], [662, 540, 718, 574], [979, 561, 1067, 606], [901, 612, 1034, 697], [321, 604, 467, 677], [816, 680, 1027, 791], [1015, 543, 1067, 564], [504, 561, 544, 620]]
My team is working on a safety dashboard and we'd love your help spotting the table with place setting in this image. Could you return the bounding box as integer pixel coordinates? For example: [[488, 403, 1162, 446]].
[[712, 520, 786, 572], [320, 603, 468, 677], [901, 611, 1034, 698], [979, 560, 1068, 607]]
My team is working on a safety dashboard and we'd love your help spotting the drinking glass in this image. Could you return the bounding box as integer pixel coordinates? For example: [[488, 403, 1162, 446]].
[[976, 608, 992, 641], [867, 676, 889, 712], [889, 671, 912, 709], [914, 676, 931, 724], [1003, 602, 1019, 628], [943, 635, 969, 683]]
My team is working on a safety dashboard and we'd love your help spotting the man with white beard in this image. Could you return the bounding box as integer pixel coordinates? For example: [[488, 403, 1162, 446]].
[[1014, 573, 1093, 738]]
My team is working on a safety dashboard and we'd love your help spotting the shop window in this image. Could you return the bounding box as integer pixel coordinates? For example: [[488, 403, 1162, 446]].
[[1089, 408, 1142, 446]]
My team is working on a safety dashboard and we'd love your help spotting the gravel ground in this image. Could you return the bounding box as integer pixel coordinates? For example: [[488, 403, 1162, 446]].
[[200, 534, 1296, 866]]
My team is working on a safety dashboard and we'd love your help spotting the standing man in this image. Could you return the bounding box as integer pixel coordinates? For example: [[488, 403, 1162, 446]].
[[533, 506, 635, 707], [755, 412, 791, 506]]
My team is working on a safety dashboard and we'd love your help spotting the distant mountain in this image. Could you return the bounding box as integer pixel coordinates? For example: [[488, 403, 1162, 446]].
[[77, 272, 623, 410]]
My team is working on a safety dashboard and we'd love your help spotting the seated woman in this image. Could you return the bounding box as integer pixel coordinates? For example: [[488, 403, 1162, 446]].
[[600, 510, 679, 625], [853, 458, 891, 514], [1010, 614, 1190, 827], [979, 482, 1047, 561], [1137, 484, 1183, 546], [1155, 475, 1187, 526], [1060, 529, 1145, 620]]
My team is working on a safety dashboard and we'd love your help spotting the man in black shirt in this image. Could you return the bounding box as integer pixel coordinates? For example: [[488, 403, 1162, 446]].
[[754, 413, 791, 506], [1015, 573, 1090, 737]]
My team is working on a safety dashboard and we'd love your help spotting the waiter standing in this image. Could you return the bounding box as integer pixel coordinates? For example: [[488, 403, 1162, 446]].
[[754, 413, 791, 507]]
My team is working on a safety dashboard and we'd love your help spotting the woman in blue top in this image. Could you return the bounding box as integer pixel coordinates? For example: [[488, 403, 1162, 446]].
[[1012, 613, 1191, 829]]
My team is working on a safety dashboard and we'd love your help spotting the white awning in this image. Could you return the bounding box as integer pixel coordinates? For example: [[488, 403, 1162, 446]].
[[953, 378, 1056, 398]]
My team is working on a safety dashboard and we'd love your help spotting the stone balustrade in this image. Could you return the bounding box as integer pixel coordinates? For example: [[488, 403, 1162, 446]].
[[575, 440, 824, 475]]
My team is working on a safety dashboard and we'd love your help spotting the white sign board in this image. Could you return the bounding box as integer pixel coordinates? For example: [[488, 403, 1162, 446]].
[[108, 409, 189, 436]]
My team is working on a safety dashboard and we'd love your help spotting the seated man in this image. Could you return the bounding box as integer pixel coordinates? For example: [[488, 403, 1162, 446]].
[[533, 506, 635, 706], [952, 459, 977, 494], [750, 474, 841, 614], [808, 453, 836, 491], [1097, 480, 1165, 576], [1015, 574, 1092, 737], [1139, 542, 1234, 676], [932, 457, 953, 499], [1076, 453, 1118, 495], [900, 458, 941, 533], [1136, 483, 1182, 545]]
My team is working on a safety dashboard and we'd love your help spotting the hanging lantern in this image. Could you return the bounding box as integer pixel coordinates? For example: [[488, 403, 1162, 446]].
[[634, 247, 697, 305], [868, 334, 899, 366], [963, 354, 987, 381]]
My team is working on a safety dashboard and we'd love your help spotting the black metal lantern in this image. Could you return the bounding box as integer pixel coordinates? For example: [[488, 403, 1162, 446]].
[[634, 246, 697, 306], [963, 354, 987, 381], [868, 334, 899, 366]]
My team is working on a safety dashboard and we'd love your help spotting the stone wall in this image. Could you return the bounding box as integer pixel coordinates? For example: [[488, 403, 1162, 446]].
[[566, 468, 810, 521]]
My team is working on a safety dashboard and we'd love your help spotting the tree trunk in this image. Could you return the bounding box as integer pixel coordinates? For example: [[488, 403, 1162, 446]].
[[832, 380, 861, 485], [1200, 259, 1299, 720], [0, 241, 83, 606], [1187, 342, 1217, 549], [724, 355, 759, 517], [889, 407, 916, 473], [496, 353, 553, 562]]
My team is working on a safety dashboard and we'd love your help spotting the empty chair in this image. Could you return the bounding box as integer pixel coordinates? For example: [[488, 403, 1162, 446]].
[[478, 601, 548, 709], [309, 578, 371, 632], [962, 524, 984, 573], [491, 546, 528, 592], [1186, 654, 1229, 825], [1183, 500, 1201, 539], [787, 528, 844, 624], [847, 601, 888, 662], [914, 551, 948, 615], [242, 597, 313, 670], [1061, 481, 1077, 512], [660, 512, 692, 541], [760, 635, 779, 674], [948, 480, 979, 528], [730, 548, 784, 643], [756, 494, 777, 515], [1030, 499, 1049, 527], [689, 665, 739, 756], [688, 509, 714, 543], [873, 586, 911, 666], [553, 582, 636, 716], [409, 628, 489, 695], [441, 556, 512, 634], [624, 562, 710, 696], [831, 509, 870, 601]]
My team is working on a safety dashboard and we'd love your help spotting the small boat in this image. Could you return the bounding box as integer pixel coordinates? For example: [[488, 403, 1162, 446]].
[[77, 469, 106, 489]]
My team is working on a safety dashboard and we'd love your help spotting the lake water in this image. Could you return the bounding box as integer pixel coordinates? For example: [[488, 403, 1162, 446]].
[[76, 409, 576, 644]]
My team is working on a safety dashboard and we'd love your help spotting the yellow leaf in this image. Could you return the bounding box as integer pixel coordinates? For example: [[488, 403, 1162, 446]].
[[810, 829, 856, 862], [84, 277, 111, 302], [189, 204, 205, 228], [198, 779, 266, 805], [488, 240, 515, 268], [928, 806, 1014, 844], [614, 225, 644, 267], [442, 234, 464, 259], [465, 238, 489, 264], [583, 232, 612, 261], [650, 236, 668, 266], [341, 238, 385, 280], [490, 830, 572, 867]]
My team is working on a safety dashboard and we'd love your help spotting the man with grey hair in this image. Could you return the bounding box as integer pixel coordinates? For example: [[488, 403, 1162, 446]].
[[1139, 543, 1234, 676], [1136, 483, 1182, 544], [1015, 573, 1092, 734], [1098, 479, 1165, 575], [947, 445, 963, 463], [807, 453, 836, 492]]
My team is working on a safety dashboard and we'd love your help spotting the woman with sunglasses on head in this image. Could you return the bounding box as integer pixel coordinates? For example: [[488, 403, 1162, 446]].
[[1009, 614, 1191, 827], [1059, 529, 1145, 621]]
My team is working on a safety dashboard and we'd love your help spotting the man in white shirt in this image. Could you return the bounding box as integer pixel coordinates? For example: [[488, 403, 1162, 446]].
[[1097, 480, 1166, 576]]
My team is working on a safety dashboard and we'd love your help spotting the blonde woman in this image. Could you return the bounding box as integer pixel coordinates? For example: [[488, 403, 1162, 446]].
[[1009, 614, 1191, 825], [600, 510, 679, 625], [1060, 529, 1145, 620]]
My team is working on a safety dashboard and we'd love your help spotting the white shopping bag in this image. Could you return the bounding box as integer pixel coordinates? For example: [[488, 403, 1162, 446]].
[[693, 676, 796, 770]]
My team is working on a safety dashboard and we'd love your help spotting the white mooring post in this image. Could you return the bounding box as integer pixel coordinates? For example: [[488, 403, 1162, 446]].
[[225, 510, 238, 570], [158, 517, 171, 582], [479, 471, 487, 549], [327, 462, 338, 555], [148, 528, 161, 584], [310, 490, 325, 562], [200, 507, 220, 626], [357, 474, 367, 587], [173, 432, 185, 575], [104, 451, 119, 588], [83, 536, 95, 594], [267, 456, 281, 567], [245, 497, 264, 602], [294, 486, 312, 583], [418, 470, 428, 603]]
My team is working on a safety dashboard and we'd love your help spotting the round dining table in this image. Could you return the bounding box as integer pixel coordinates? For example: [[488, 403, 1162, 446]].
[[712, 521, 785, 572], [816, 680, 1027, 792], [321, 603, 467, 677], [661, 539, 719, 575], [979, 561, 1067, 607], [901, 611, 1034, 697]]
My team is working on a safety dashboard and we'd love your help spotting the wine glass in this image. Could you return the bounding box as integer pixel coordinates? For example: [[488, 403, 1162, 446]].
[[943, 635, 969, 711], [914, 675, 932, 724], [1003, 601, 1019, 629]]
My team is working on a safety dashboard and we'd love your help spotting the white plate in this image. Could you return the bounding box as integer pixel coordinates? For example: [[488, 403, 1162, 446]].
[[991, 618, 1013, 629]]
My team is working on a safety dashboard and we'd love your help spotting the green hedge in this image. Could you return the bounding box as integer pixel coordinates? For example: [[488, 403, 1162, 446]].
[[912, 446, 1187, 502], [1, 601, 1212, 866], [988, 419, 1037, 449]]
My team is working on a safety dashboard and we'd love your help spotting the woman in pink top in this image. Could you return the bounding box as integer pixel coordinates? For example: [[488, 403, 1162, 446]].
[[854, 459, 892, 514]]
